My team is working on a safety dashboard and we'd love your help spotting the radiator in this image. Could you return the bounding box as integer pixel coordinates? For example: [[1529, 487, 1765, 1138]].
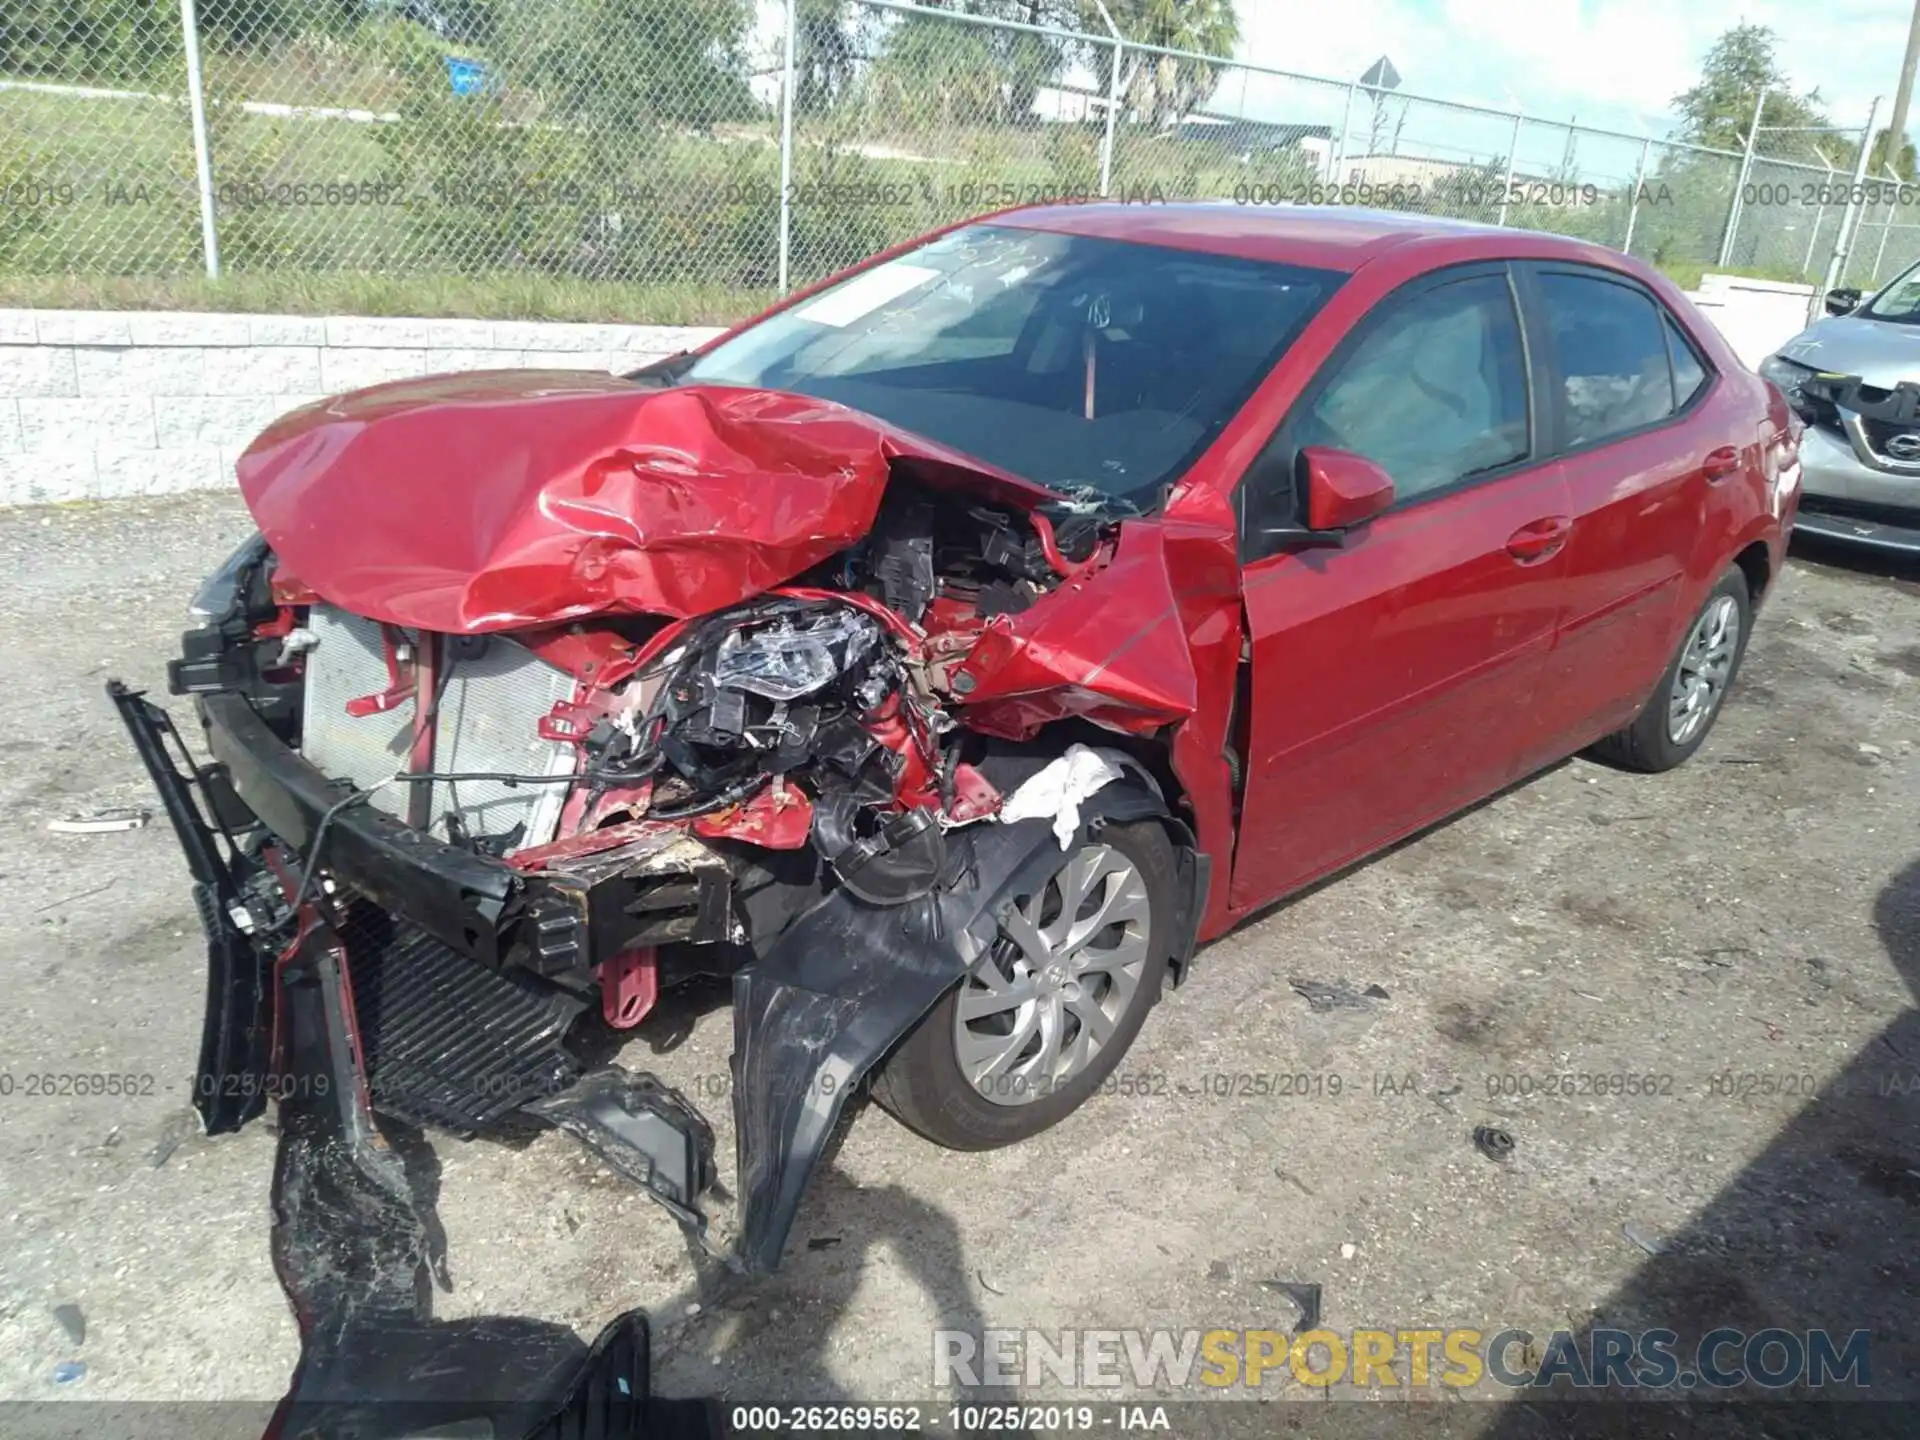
[[337, 901, 584, 1135], [299, 607, 577, 848]]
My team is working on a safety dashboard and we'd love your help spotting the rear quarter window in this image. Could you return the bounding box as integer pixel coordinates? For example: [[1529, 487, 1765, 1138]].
[[1537, 272, 1678, 447], [1664, 314, 1709, 407]]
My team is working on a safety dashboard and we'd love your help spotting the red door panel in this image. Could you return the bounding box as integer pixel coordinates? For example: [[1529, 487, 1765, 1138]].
[[1528, 431, 1700, 755], [1230, 463, 1570, 912], [1519, 271, 1731, 761]]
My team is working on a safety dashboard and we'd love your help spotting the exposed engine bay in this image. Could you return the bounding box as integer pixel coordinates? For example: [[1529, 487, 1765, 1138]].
[[522, 483, 1107, 909]]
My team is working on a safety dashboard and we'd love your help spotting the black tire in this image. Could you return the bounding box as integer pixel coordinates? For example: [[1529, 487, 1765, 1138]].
[[870, 818, 1175, 1151], [1589, 566, 1752, 773]]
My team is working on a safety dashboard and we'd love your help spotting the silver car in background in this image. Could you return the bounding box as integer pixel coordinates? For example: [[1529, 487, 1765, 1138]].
[[1760, 260, 1920, 553]]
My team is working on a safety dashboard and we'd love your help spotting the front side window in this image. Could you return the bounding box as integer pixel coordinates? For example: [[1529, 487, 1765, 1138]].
[[1538, 271, 1678, 446], [681, 225, 1342, 506], [1291, 273, 1530, 503]]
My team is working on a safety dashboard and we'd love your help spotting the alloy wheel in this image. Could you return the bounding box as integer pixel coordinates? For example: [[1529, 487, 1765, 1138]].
[[953, 842, 1153, 1107], [1668, 594, 1741, 745]]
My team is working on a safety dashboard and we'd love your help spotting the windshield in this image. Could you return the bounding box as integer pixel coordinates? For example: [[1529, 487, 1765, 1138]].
[[1863, 258, 1920, 323], [680, 224, 1341, 505]]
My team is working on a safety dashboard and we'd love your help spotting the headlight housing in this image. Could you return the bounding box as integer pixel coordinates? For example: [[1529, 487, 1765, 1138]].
[[1758, 354, 1815, 413], [187, 533, 271, 627], [710, 608, 882, 701]]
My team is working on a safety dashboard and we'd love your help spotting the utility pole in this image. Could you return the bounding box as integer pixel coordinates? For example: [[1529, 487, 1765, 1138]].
[[1891, 0, 1920, 176], [1820, 96, 1881, 307]]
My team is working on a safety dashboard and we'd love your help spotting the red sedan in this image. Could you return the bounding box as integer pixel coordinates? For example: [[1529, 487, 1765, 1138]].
[[116, 205, 1802, 1304]]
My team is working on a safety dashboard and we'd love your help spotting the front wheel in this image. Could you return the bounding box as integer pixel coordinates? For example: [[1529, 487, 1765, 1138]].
[[870, 819, 1175, 1151], [1590, 566, 1752, 773]]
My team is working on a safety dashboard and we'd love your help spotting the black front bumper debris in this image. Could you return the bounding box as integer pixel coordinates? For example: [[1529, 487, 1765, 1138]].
[[108, 681, 275, 1135], [113, 675, 1194, 1299], [266, 907, 720, 1440], [196, 689, 521, 966], [111, 680, 721, 1232]]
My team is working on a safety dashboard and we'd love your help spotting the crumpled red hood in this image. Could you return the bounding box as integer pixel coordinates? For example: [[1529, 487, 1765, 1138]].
[[236, 371, 1043, 633]]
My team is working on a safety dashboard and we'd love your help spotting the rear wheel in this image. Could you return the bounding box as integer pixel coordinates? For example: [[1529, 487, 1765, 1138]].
[[871, 819, 1174, 1151], [1591, 566, 1751, 773]]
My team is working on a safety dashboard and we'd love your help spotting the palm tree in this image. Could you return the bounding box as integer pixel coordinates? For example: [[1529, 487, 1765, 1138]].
[[1101, 0, 1240, 130]]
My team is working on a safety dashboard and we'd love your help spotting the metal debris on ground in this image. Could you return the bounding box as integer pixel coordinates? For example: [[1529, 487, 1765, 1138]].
[[1274, 1167, 1315, 1196], [1287, 978, 1391, 1012], [1473, 1125, 1516, 1162], [149, 1108, 199, 1169], [47, 807, 151, 834], [31, 881, 116, 915], [1622, 1221, 1670, 1257]]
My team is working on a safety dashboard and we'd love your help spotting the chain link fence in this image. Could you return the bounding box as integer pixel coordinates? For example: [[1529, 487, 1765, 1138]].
[[0, 0, 202, 274], [3, 0, 1916, 313]]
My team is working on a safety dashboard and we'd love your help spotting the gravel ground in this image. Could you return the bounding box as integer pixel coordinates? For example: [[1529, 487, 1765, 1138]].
[[0, 492, 1915, 1426]]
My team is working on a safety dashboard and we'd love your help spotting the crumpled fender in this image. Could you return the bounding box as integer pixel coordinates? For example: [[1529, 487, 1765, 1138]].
[[236, 373, 1049, 633], [946, 502, 1245, 942], [731, 784, 1176, 1274]]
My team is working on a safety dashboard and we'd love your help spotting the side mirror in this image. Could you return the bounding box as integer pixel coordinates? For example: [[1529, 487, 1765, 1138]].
[[1825, 287, 1862, 316], [1301, 445, 1395, 531]]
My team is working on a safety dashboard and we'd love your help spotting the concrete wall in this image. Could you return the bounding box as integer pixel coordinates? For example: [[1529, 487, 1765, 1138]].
[[0, 310, 726, 507], [0, 275, 1821, 507], [1683, 274, 1818, 370]]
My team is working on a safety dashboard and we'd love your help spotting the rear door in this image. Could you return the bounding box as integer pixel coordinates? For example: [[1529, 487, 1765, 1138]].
[[1230, 264, 1573, 911], [1516, 264, 1721, 760]]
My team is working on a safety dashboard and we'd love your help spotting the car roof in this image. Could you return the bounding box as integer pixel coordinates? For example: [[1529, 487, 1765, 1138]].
[[992, 201, 1624, 275]]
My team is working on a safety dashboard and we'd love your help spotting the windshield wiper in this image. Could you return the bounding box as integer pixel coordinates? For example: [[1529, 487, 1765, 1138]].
[[623, 351, 698, 388]]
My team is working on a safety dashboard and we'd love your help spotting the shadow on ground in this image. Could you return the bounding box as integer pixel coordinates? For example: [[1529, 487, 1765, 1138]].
[[1472, 854, 1920, 1435]]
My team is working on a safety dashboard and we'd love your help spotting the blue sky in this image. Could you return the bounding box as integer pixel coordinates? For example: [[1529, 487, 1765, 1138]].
[[1235, 0, 1907, 143]]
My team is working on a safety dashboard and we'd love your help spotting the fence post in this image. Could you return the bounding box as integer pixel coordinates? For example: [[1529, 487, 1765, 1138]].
[[1495, 111, 1522, 225], [1333, 81, 1357, 182], [1818, 98, 1881, 308], [1099, 40, 1123, 195], [1717, 87, 1766, 269], [776, 0, 797, 294], [1870, 203, 1894, 285], [179, 0, 220, 280], [1092, 1, 1123, 197], [1802, 162, 1834, 279], [1622, 138, 1651, 254]]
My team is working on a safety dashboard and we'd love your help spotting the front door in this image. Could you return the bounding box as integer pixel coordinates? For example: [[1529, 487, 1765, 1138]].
[[1231, 265, 1571, 911]]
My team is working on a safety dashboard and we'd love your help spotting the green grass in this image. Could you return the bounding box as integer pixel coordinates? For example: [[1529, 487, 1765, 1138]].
[[8, 27, 1895, 323], [0, 270, 766, 322]]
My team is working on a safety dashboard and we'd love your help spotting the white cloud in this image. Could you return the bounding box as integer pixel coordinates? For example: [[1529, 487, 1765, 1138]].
[[1235, 0, 1907, 141]]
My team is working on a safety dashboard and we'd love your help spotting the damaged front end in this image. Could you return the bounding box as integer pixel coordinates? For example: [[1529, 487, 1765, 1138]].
[[113, 373, 1218, 1410]]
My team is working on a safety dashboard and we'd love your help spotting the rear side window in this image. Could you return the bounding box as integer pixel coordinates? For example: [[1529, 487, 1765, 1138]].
[[1537, 272, 1678, 447], [1294, 274, 1530, 502], [1665, 314, 1709, 407]]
